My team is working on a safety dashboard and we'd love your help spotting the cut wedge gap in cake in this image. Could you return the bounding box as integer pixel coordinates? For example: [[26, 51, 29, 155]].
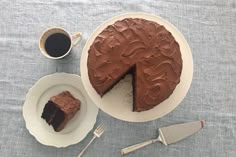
[[98, 65, 139, 112], [101, 65, 136, 97]]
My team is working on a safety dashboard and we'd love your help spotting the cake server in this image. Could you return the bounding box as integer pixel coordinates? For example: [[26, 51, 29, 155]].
[[121, 120, 205, 155]]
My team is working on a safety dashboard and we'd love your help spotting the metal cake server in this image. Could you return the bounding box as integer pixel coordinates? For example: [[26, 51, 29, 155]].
[[121, 120, 205, 155]]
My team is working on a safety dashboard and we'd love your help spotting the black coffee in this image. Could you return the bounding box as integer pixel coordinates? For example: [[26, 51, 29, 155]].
[[45, 33, 71, 57]]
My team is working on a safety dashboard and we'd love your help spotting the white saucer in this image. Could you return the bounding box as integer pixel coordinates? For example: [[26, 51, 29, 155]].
[[22, 73, 98, 147], [80, 12, 193, 122]]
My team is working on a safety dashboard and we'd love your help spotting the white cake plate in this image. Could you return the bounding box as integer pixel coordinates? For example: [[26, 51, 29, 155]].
[[23, 73, 98, 147]]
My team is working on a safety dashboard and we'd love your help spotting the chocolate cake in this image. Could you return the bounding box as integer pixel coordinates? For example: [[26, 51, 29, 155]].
[[41, 91, 80, 131], [87, 18, 182, 112]]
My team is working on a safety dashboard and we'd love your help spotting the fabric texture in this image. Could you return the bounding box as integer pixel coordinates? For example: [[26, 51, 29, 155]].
[[0, 0, 235, 157]]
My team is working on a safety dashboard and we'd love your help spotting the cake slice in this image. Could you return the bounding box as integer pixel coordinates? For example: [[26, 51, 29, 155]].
[[41, 91, 80, 132]]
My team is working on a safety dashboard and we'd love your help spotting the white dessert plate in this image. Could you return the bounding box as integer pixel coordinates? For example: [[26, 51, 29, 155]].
[[22, 73, 98, 147], [80, 12, 193, 122]]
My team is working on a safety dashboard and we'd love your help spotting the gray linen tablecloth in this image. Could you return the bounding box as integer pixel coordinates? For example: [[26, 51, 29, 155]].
[[0, 0, 235, 157]]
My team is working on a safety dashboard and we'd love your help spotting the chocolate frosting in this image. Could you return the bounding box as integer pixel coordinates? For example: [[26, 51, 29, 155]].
[[88, 18, 182, 111], [50, 91, 80, 116]]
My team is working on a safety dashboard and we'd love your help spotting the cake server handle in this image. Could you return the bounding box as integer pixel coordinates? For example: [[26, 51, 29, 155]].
[[77, 135, 96, 157], [121, 136, 161, 155]]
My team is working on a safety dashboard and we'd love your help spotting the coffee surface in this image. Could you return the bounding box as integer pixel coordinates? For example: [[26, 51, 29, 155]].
[[45, 33, 71, 57]]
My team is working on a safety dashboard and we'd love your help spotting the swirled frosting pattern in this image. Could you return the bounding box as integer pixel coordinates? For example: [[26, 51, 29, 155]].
[[88, 18, 182, 112]]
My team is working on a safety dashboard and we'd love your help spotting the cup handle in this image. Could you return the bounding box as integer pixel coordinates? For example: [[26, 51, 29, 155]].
[[71, 32, 82, 47]]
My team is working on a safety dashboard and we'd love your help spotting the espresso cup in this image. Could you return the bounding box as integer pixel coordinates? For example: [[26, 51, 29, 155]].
[[39, 27, 81, 59]]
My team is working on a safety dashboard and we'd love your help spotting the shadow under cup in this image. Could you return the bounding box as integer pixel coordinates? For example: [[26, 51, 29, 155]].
[[39, 28, 72, 59]]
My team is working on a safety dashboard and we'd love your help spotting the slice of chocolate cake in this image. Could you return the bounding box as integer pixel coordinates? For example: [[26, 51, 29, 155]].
[[41, 91, 81, 132]]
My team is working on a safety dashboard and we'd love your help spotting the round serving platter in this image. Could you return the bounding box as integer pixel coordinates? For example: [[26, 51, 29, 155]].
[[81, 12, 193, 122]]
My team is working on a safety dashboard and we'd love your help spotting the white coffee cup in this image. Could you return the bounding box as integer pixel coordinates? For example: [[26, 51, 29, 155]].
[[39, 27, 81, 59]]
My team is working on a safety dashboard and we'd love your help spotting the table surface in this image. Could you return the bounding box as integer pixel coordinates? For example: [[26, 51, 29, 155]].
[[0, 0, 235, 157]]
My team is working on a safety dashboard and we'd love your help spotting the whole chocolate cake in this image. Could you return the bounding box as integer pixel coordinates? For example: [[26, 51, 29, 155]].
[[41, 91, 81, 131], [87, 18, 182, 112]]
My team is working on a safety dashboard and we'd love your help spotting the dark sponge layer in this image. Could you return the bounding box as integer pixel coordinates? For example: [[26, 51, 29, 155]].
[[41, 101, 65, 131]]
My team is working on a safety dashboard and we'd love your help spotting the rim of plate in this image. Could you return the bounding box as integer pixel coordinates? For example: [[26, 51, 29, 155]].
[[80, 12, 193, 122], [22, 73, 98, 147]]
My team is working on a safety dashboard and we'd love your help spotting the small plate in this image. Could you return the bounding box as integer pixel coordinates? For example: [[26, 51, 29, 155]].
[[80, 12, 193, 122], [22, 73, 98, 147]]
